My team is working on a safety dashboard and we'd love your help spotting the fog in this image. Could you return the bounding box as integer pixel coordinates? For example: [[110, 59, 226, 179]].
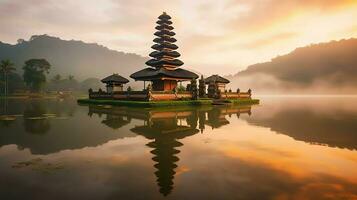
[[227, 73, 357, 95]]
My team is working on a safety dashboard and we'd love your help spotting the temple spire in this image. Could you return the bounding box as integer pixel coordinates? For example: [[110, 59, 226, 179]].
[[130, 12, 198, 91], [146, 12, 184, 69]]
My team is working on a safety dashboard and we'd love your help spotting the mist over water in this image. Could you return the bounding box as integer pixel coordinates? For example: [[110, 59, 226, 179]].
[[228, 73, 357, 95]]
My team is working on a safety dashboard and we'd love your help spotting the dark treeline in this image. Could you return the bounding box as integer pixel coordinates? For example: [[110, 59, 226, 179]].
[[0, 58, 102, 95]]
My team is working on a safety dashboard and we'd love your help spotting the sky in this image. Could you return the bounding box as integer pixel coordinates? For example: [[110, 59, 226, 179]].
[[0, 0, 356, 75]]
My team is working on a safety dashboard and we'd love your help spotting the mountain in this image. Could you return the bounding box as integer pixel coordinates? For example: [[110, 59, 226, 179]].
[[0, 35, 147, 82], [229, 38, 357, 94]]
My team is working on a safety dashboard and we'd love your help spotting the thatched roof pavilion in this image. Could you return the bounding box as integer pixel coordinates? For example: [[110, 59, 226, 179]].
[[101, 74, 129, 84], [101, 73, 129, 93], [204, 75, 230, 93], [130, 12, 198, 91], [204, 75, 230, 84]]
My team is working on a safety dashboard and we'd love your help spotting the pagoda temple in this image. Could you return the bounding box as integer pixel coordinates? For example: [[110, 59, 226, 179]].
[[130, 12, 198, 91]]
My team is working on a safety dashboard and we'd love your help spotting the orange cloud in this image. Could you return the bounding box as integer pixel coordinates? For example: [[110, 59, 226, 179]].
[[0, 0, 356, 75], [242, 32, 298, 49], [226, 0, 357, 33]]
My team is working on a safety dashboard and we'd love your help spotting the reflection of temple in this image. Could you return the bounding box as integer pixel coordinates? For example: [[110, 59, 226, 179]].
[[88, 106, 132, 129], [87, 105, 253, 196], [1, 101, 253, 195], [99, 105, 252, 196], [130, 111, 200, 196], [205, 106, 252, 130], [92, 107, 202, 195]]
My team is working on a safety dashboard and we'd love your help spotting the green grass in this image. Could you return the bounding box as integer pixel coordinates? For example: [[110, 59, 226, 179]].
[[226, 98, 260, 105], [77, 98, 260, 107]]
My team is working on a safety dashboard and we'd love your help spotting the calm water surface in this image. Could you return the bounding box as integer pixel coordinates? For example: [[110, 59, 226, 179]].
[[0, 97, 356, 200]]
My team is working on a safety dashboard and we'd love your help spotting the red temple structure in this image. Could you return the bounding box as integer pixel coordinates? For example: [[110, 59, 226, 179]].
[[88, 12, 254, 102], [130, 12, 198, 91]]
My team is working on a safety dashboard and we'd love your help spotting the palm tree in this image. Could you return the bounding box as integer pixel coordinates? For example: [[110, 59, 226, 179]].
[[0, 59, 16, 97]]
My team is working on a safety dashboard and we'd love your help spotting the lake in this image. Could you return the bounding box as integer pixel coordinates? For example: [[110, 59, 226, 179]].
[[0, 97, 356, 200]]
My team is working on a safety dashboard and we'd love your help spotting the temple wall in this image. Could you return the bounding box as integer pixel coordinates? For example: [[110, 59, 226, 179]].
[[151, 93, 176, 101], [89, 91, 193, 101], [176, 92, 192, 99], [88, 90, 251, 101], [89, 92, 112, 99], [150, 91, 192, 101], [152, 80, 177, 91], [90, 91, 148, 101], [219, 92, 251, 99]]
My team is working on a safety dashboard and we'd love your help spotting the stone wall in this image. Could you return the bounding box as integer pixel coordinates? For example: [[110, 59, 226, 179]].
[[88, 88, 250, 101], [89, 90, 192, 101]]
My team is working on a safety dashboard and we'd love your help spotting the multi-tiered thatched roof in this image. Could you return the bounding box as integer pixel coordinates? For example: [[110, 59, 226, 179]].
[[130, 12, 198, 81]]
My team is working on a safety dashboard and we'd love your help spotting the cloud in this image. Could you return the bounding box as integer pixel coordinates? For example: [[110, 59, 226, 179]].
[[226, 0, 356, 32], [0, 0, 356, 75]]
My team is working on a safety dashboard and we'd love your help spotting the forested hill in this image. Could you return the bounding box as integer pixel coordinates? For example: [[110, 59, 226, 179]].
[[0, 35, 147, 80], [229, 38, 357, 94]]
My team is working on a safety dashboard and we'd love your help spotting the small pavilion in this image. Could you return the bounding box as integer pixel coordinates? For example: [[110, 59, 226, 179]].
[[101, 74, 129, 93], [204, 75, 230, 92], [130, 12, 198, 91]]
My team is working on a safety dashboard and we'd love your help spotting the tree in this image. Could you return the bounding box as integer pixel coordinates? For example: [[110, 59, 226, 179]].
[[190, 78, 198, 100], [0, 59, 16, 96], [0, 73, 25, 93], [127, 86, 132, 92], [52, 74, 62, 82], [198, 75, 206, 98], [207, 81, 216, 98], [23, 59, 51, 92]]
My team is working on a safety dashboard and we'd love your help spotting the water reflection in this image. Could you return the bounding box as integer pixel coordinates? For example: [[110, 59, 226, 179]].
[[131, 111, 199, 196], [0, 98, 356, 199], [23, 101, 51, 134], [244, 97, 357, 150], [0, 99, 136, 154], [88, 105, 253, 196], [88, 106, 132, 129]]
